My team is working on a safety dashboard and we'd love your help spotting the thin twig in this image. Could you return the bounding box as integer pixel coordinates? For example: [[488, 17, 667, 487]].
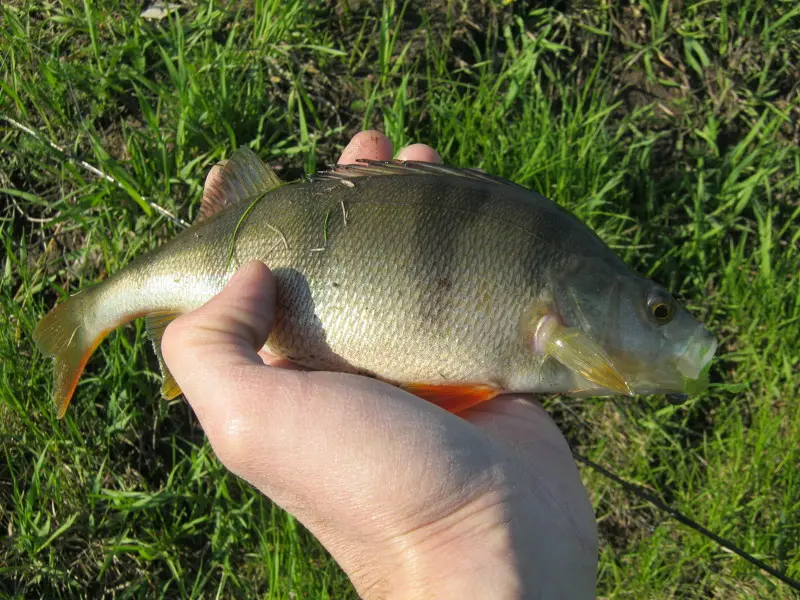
[[1, 115, 190, 229], [9, 194, 57, 224], [548, 394, 799, 592], [573, 451, 800, 592]]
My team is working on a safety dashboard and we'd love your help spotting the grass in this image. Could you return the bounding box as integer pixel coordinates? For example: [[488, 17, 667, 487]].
[[1, 0, 799, 597]]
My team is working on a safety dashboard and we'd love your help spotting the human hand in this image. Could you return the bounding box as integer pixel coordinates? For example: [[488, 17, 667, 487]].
[[162, 132, 598, 599]]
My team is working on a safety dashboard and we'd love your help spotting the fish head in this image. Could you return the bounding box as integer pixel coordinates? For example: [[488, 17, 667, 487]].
[[527, 257, 717, 396]]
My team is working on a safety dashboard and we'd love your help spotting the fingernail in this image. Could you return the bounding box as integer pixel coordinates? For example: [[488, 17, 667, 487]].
[[226, 260, 267, 289], [396, 144, 441, 163]]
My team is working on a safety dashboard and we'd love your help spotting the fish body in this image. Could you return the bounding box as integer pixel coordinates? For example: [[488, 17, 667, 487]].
[[34, 148, 717, 417]]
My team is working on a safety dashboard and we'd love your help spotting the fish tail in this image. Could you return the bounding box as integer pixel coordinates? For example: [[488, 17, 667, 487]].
[[33, 286, 111, 418]]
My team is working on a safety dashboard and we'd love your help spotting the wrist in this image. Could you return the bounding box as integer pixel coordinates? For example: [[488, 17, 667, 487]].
[[386, 490, 525, 600]]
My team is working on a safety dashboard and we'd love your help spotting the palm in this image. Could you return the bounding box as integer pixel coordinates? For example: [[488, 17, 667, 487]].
[[177, 132, 598, 598]]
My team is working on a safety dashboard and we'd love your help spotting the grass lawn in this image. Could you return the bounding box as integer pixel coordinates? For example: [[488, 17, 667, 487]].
[[1, 0, 799, 597]]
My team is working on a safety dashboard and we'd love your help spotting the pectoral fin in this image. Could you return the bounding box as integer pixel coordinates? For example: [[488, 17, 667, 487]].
[[145, 312, 182, 399], [545, 325, 633, 396], [402, 383, 501, 414]]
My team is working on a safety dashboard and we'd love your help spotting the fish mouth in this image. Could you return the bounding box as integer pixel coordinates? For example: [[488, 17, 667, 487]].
[[674, 325, 718, 381], [668, 325, 717, 395], [608, 325, 717, 395], [634, 324, 717, 395]]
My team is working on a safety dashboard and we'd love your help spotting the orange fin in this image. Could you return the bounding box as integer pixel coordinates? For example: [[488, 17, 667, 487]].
[[33, 288, 109, 418], [402, 383, 501, 414], [145, 312, 182, 399]]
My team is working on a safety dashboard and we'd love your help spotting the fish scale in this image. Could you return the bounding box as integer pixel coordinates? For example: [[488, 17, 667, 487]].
[[251, 182, 531, 384]]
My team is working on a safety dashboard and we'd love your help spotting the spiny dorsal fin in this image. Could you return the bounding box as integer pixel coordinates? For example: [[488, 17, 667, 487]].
[[145, 311, 182, 399], [313, 160, 526, 191], [197, 147, 282, 222]]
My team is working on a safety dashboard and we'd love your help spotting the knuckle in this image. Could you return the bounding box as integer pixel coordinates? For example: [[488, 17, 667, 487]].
[[208, 400, 257, 469], [211, 414, 253, 469]]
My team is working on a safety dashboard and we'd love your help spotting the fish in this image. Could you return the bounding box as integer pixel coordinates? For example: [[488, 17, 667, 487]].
[[33, 147, 717, 418]]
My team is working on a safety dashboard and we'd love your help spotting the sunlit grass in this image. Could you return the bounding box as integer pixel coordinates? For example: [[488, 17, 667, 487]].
[[1, 0, 798, 597]]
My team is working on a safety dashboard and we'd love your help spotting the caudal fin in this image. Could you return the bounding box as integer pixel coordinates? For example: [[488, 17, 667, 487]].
[[33, 289, 109, 418]]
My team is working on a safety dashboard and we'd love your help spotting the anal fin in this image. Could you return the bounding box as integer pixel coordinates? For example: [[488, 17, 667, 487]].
[[402, 383, 501, 415], [145, 312, 182, 399]]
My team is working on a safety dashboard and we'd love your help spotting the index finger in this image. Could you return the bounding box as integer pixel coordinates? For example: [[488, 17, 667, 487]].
[[338, 130, 394, 164]]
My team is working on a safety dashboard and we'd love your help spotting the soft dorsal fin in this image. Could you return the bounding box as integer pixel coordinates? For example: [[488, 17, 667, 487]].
[[197, 147, 282, 222], [312, 160, 526, 191]]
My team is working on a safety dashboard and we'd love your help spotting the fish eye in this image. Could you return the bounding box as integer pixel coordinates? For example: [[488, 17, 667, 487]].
[[647, 290, 675, 325]]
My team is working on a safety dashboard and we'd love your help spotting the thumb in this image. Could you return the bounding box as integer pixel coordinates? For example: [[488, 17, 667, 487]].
[[161, 260, 276, 420]]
